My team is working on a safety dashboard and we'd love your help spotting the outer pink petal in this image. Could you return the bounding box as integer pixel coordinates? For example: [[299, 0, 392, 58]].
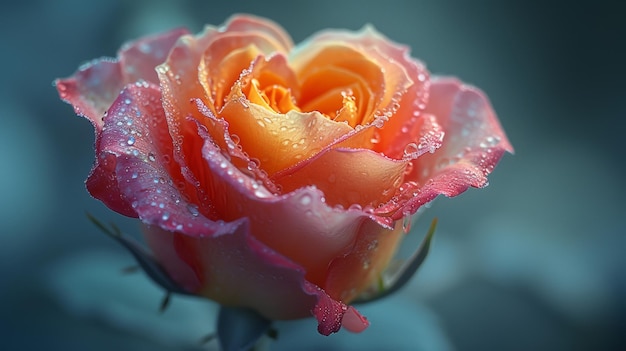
[[86, 82, 207, 219], [118, 28, 190, 84], [305, 282, 368, 335], [145, 224, 367, 335], [378, 77, 513, 219], [55, 28, 189, 130]]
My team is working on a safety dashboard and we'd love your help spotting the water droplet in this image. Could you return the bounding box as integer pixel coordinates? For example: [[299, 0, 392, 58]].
[[370, 132, 381, 144], [230, 134, 240, 145], [124, 98, 131, 105], [161, 212, 170, 221], [403, 142, 418, 156], [254, 188, 271, 198], [238, 96, 250, 108], [127, 136, 135, 145], [480, 135, 500, 148], [248, 158, 260, 170], [148, 153, 156, 162], [300, 194, 312, 206], [362, 259, 371, 270], [367, 240, 378, 251], [131, 172, 138, 179], [402, 213, 413, 233], [348, 204, 362, 211], [186, 204, 199, 217]]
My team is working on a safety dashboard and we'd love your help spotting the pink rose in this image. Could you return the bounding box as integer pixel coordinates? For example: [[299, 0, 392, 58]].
[[56, 15, 512, 336]]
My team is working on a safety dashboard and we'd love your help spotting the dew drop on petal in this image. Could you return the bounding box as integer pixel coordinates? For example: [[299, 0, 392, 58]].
[[370, 132, 381, 144], [367, 240, 378, 251], [254, 188, 271, 198], [403, 142, 419, 157], [230, 134, 240, 145], [300, 194, 312, 206], [348, 203, 362, 211], [248, 158, 260, 170], [186, 204, 199, 217], [402, 212, 412, 233]]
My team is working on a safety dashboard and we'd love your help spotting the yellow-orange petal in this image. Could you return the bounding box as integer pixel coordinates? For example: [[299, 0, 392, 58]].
[[221, 97, 353, 176], [223, 14, 294, 53], [274, 148, 407, 209], [200, 32, 288, 109], [295, 26, 416, 139], [294, 45, 384, 123]]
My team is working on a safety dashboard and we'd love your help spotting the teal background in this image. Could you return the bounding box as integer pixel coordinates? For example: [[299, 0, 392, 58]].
[[1, 1, 624, 350]]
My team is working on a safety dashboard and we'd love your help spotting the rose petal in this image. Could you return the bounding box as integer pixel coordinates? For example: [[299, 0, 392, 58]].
[[220, 95, 353, 176], [200, 33, 290, 110], [56, 60, 123, 130], [324, 218, 404, 302], [379, 77, 513, 219], [192, 99, 279, 194], [223, 14, 294, 53], [192, 122, 362, 286], [156, 31, 227, 212], [56, 28, 189, 130], [119, 28, 190, 85], [274, 148, 407, 209], [213, 54, 356, 177], [295, 25, 422, 133], [145, 223, 366, 335], [145, 223, 316, 320], [158, 18, 294, 199], [373, 60, 432, 159], [293, 45, 383, 122], [145, 117, 394, 296], [341, 306, 370, 333], [305, 282, 354, 335], [85, 82, 210, 218]]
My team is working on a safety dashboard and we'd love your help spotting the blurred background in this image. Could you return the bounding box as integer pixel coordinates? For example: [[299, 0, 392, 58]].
[[1, 0, 624, 350]]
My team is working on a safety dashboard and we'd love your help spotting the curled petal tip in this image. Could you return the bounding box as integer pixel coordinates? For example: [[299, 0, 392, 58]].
[[341, 306, 369, 333]]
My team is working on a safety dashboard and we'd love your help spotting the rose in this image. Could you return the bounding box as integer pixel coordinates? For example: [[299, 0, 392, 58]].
[[57, 15, 512, 335]]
